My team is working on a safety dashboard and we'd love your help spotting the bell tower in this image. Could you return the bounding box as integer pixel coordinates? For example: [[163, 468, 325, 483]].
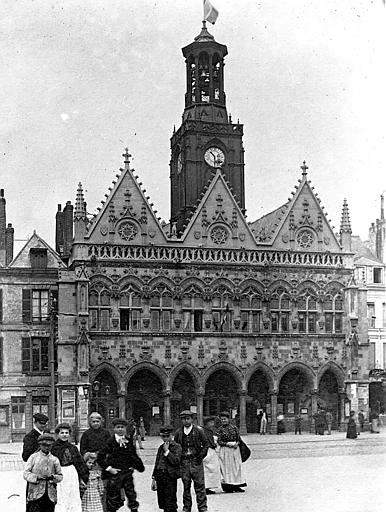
[[170, 22, 245, 235]]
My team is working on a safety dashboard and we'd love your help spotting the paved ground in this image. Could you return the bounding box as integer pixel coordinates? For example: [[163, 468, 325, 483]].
[[1, 429, 385, 512]]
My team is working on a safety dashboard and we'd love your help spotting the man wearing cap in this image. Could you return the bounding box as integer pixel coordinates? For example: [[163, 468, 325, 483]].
[[152, 425, 182, 512], [23, 433, 63, 512], [97, 418, 145, 512], [174, 411, 209, 512], [22, 413, 49, 462]]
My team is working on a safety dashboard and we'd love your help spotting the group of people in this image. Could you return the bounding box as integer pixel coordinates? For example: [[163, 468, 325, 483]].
[[22, 409, 248, 512]]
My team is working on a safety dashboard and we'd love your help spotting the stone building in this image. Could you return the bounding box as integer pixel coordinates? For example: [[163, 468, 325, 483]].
[[55, 23, 370, 435], [353, 195, 386, 415], [0, 191, 64, 440]]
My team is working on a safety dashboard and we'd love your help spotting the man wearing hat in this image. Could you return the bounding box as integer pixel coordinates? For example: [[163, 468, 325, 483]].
[[151, 425, 182, 512], [97, 418, 145, 512], [174, 411, 209, 512], [22, 413, 49, 462], [23, 433, 63, 512]]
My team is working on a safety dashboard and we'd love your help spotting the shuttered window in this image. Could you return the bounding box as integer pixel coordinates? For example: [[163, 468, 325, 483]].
[[22, 290, 32, 322]]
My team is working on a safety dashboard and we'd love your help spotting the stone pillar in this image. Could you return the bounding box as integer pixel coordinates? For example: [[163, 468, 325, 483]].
[[270, 392, 278, 434], [311, 390, 318, 434], [118, 394, 126, 419], [197, 392, 204, 426], [163, 391, 171, 425], [239, 391, 247, 435], [339, 392, 346, 431]]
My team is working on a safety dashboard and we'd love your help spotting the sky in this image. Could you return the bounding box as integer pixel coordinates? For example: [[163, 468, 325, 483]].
[[1, 0, 385, 252]]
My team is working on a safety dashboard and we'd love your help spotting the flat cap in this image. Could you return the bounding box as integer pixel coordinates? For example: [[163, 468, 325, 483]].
[[160, 425, 173, 434], [33, 413, 49, 423], [38, 433, 55, 443], [180, 410, 193, 418], [112, 418, 128, 427], [219, 411, 230, 418]]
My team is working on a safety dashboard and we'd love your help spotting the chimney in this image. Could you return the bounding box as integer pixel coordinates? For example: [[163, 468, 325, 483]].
[[5, 223, 14, 265], [55, 204, 64, 255], [381, 194, 384, 221], [0, 189, 7, 266], [63, 201, 74, 260]]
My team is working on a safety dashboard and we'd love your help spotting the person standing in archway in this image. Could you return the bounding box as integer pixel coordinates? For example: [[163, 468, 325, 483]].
[[325, 410, 333, 435], [174, 410, 209, 512]]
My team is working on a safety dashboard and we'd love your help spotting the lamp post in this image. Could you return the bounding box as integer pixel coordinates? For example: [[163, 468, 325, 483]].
[[49, 293, 58, 429]]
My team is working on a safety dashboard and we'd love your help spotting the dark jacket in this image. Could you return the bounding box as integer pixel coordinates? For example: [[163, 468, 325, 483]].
[[22, 429, 41, 462], [51, 439, 89, 484], [80, 427, 112, 455], [174, 425, 208, 464], [152, 440, 182, 480], [97, 436, 145, 478], [203, 427, 217, 450]]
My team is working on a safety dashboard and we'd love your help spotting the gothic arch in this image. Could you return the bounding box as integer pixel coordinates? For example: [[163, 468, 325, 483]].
[[268, 280, 292, 293], [202, 362, 243, 392], [180, 277, 206, 293], [325, 281, 344, 294], [90, 361, 122, 385], [239, 280, 263, 294], [211, 278, 234, 293], [276, 362, 316, 391], [117, 275, 144, 290], [89, 275, 114, 289], [297, 280, 319, 294], [168, 363, 201, 392], [124, 362, 167, 390], [317, 362, 345, 391], [245, 362, 275, 392], [148, 276, 174, 291]]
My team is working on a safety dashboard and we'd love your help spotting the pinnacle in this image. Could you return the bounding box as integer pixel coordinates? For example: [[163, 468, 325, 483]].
[[340, 198, 352, 234]]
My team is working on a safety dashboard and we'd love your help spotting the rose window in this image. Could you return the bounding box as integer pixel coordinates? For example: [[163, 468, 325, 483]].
[[296, 229, 314, 248], [210, 226, 229, 245], [118, 221, 138, 241]]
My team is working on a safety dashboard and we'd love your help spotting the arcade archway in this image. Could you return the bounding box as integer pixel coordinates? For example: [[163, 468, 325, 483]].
[[204, 369, 239, 421], [246, 370, 270, 433], [171, 369, 197, 428], [278, 367, 313, 431], [127, 369, 164, 435], [90, 370, 119, 430], [318, 370, 340, 429]]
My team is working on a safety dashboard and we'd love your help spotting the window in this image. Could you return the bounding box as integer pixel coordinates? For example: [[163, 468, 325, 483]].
[[369, 343, 376, 369], [212, 291, 232, 332], [324, 294, 343, 333], [182, 292, 203, 332], [119, 287, 142, 331], [373, 267, 382, 284], [89, 285, 111, 331], [32, 396, 49, 416], [240, 291, 261, 333], [150, 290, 173, 331], [11, 397, 25, 430], [22, 337, 49, 373], [22, 289, 50, 323], [367, 303, 376, 329], [30, 248, 48, 269]]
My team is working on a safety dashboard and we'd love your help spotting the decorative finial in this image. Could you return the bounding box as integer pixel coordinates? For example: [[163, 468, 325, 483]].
[[301, 160, 308, 177], [122, 147, 132, 169], [340, 198, 352, 234]]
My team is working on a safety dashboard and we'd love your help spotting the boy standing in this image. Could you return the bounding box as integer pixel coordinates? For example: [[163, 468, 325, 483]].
[[97, 418, 144, 512], [23, 433, 63, 512], [152, 425, 182, 512]]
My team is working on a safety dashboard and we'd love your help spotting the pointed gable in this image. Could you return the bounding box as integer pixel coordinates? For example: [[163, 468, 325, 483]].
[[181, 170, 257, 249], [268, 163, 342, 252], [9, 231, 65, 268], [85, 154, 167, 246]]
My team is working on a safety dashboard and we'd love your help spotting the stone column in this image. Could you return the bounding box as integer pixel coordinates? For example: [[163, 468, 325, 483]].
[[339, 392, 346, 431], [118, 394, 126, 419], [197, 392, 204, 426], [239, 391, 247, 435], [311, 390, 318, 433], [270, 392, 278, 434], [163, 391, 171, 425]]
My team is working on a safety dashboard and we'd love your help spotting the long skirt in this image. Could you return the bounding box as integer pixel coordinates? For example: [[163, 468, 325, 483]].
[[218, 446, 245, 486], [203, 447, 221, 489], [346, 424, 358, 439], [56, 465, 82, 512]]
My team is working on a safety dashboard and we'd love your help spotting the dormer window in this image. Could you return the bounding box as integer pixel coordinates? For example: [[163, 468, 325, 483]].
[[30, 248, 48, 269], [373, 267, 382, 284]]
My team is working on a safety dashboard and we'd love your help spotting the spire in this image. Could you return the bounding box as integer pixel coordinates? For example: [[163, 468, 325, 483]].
[[122, 147, 132, 170], [74, 182, 87, 219], [381, 193, 384, 221], [300, 160, 308, 178], [340, 198, 352, 234]]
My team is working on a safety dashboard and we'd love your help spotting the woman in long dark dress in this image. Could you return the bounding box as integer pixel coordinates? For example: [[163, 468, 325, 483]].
[[346, 411, 358, 439], [217, 411, 246, 493]]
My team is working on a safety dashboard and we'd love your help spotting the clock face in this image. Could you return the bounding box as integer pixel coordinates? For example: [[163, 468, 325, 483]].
[[177, 152, 183, 173], [204, 147, 225, 168]]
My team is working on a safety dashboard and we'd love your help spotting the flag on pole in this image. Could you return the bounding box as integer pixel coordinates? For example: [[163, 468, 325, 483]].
[[203, 0, 219, 25]]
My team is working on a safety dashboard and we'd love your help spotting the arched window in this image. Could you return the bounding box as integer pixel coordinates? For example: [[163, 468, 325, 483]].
[[150, 285, 173, 331], [182, 285, 203, 332], [240, 288, 261, 333], [297, 291, 317, 333], [324, 293, 343, 333], [120, 285, 142, 331], [212, 286, 232, 332], [270, 289, 290, 333], [89, 284, 111, 331]]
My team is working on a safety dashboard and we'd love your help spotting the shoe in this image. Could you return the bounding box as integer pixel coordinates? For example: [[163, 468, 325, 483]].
[[140, 447, 144, 449], [206, 489, 216, 495], [233, 487, 245, 493]]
